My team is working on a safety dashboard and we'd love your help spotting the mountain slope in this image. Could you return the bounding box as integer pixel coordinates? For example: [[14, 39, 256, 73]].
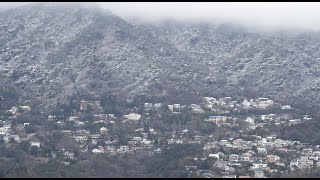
[[0, 4, 320, 111], [0, 4, 206, 110], [151, 20, 320, 109]]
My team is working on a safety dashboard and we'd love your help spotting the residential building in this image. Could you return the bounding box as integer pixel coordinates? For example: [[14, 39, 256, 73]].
[[124, 113, 141, 121], [207, 116, 227, 123], [229, 154, 239, 162], [254, 169, 265, 178], [257, 148, 267, 155], [266, 155, 281, 163]]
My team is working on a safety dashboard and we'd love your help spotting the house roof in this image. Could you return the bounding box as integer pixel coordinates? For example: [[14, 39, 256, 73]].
[[229, 154, 239, 157]]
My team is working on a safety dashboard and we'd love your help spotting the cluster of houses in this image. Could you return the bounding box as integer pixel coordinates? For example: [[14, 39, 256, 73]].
[[186, 134, 320, 178], [50, 101, 163, 159], [60, 126, 161, 157], [0, 105, 41, 150], [204, 113, 311, 129], [132, 97, 315, 178], [202, 97, 274, 114], [242, 98, 274, 109], [52, 97, 314, 174], [0, 96, 317, 178], [6, 105, 31, 117]]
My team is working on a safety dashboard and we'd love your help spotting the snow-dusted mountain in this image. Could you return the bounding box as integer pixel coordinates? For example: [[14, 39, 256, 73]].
[[1, 3, 320, 111]]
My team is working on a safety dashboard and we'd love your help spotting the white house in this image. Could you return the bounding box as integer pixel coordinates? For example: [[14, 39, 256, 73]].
[[204, 97, 218, 104], [175, 139, 183, 144], [64, 151, 75, 159], [229, 154, 239, 162], [68, 116, 78, 121], [0, 127, 6, 135], [154, 103, 163, 109], [124, 113, 141, 121], [251, 98, 273, 109], [281, 105, 291, 110], [92, 149, 103, 154], [209, 154, 220, 159], [48, 115, 54, 121], [257, 148, 267, 155], [190, 104, 201, 109], [100, 127, 108, 135], [10, 106, 19, 115], [220, 140, 229, 146], [118, 145, 130, 152], [245, 117, 255, 125], [242, 99, 252, 109], [149, 128, 156, 134], [133, 137, 142, 141], [30, 141, 41, 148], [80, 100, 88, 111], [142, 139, 152, 145], [207, 116, 227, 123], [20, 106, 31, 111], [167, 105, 174, 111], [144, 103, 153, 109], [303, 115, 312, 121], [181, 128, 189, 134]]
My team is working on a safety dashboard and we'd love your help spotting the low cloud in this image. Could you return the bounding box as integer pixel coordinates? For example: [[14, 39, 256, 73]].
[[2, 2, 320, 31], [98, 2, 320, 31]]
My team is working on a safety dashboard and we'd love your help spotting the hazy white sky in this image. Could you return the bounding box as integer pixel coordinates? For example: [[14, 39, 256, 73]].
[[96, 2, 320, 31], [1, 2, 320, 31]]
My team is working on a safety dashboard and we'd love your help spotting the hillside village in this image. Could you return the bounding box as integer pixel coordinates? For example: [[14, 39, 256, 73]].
[[0, 95, 318, 178], [1, 3, 320, 178]]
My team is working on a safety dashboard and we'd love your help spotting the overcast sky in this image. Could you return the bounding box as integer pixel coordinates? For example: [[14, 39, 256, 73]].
[[1, 2, 320, 31], [96, 2, 320, 31]]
